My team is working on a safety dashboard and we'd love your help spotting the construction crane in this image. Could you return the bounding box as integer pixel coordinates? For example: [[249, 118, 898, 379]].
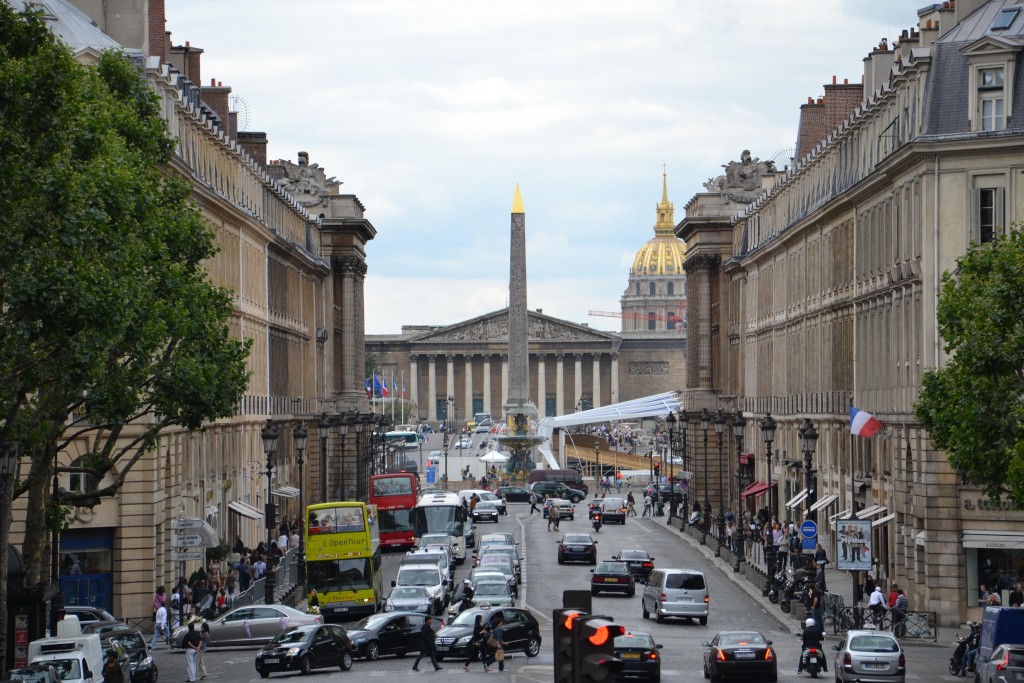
[[588, 309, 685, 322]]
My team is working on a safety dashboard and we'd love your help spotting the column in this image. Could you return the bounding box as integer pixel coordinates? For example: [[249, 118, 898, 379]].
[[610, 353, 620, 404], [555, 354, 565, 416], [501, 354, 509, 407], [409, 355, 419, 418], [446, 355, 456, 404], [427, 356, 437, 421], [592, 354, 602, 409], [574, 354, 583, 408], [483, 355, 492, 415], [536, 353, 547, 418], [464, 354, 474, 421], [683, 254, 719, 390]]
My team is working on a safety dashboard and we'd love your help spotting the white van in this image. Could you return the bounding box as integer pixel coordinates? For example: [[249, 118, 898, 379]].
[[641, 568, 710, 625], [28, 631, 103, 683]]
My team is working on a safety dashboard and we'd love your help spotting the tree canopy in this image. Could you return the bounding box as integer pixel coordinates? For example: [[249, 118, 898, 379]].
[[916, 226, 1024, 506], [0, 4, 250, 580]]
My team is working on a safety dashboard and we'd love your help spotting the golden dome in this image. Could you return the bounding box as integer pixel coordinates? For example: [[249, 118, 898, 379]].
[[630, 170, 686, 276]]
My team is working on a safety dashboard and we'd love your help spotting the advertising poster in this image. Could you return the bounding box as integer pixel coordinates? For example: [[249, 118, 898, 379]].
[[835, 519, 873, 571]]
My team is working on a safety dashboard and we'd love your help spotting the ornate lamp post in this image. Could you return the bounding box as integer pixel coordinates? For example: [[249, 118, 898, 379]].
[[443, 395, 455, 487], [760, 412, 777, 596], [353, 414, 365, 500], [800, 418, 819, 568], [700, 408, 710, 545], [261, 419, 280, 605], [732, 410, 747, 572], [715, 409, 726, 557], [680, 409, 688, 530], [317, 413, 331, 503], [338, 413, 351, 500], [292, 422, 308, 587], [594, 442, 601, 488], [664, 413, 675, 521]]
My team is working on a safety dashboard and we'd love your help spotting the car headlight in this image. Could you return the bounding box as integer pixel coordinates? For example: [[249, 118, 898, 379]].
[[427, 586, 442, 597], [139, 657, 153, 668], [418, 602, 431, 611], [456, 635, 473, 645], [352, 637, 366, 645], [287, 647, 301, 657], [384, 603, 394, 612]]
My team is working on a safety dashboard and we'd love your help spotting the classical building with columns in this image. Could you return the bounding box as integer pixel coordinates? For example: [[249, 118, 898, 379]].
[[677, 0, 1024, 625]]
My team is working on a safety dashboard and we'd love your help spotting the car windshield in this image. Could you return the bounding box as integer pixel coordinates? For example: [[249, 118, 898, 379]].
[[421, 534, 449, 546], [353, 614, 392, 630], [391, 587, 429, 599], [479, 492, 499, 501], [110, 633, 146, 651], [614, 633, 655, 648], [11, 669, 55, 683], [564, 535, 593, 544], [271, 626, 316, 644], [596, 562, 628, 574], [719, 632, 767, 646], [46, 660, 81, 681], [619, 551, 649, 560], [603, 498, 624, 508], [398, 568, 440, 586], [665, 572, 705, 590], [475, 583, 509, 596], [849, 635, 899, 652], [477, 501, 499, 509], [452, 610, 494, 626]]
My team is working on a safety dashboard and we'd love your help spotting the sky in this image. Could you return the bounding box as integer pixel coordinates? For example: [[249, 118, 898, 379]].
[[169, 0, 920, 335]]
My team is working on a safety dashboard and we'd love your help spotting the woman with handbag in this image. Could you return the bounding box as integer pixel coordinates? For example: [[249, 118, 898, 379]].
[[463, 615, 486, 672], [482, 614, 507, 673]]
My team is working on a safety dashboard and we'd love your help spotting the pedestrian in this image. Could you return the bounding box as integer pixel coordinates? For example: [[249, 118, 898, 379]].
[[808, 583, 823, 629], [776, 528, 790, 571], [626, 491, 636, 517], [615, 477, 622, 494], [529, 492, 539, 514], [892, 589, 908, 633], [463, 615, 485, 672], [411, 616, 443, 671], [101, 651, 124, 683], [224, 568, 236, 598], [150, 602, 169, 650], [483, 614, 507, 672], [1010, 582, 1023, 608], [547, 502, 556, 531], [642, 493, 652, 518], [198, 622, 210, 679], [182, 622, 202, 682]]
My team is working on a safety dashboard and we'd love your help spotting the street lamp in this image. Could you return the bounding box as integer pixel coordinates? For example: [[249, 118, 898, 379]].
[[594, 442, 601, 489], [700, 408, 710, 545], [443, 395, 456, 488], [760, 412, 777, 597], [665, 413, 675, 519], [732, 411, 747, 572], [317, 413, 331, 503], [800, 418, 819, 531], [261, 419, 280, 606], [292, 422, 308, 588], [353, 414, 365, 500], [715, 409, 726, 557], [338, 413, 351, 501], [679, 409, 688, 530]]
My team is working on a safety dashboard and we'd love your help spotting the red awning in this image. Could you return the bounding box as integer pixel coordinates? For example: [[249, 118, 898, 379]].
[[741, 481, 775, 498]]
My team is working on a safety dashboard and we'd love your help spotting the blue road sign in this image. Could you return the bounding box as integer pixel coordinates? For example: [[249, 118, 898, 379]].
[[800, 519, 818, 539]]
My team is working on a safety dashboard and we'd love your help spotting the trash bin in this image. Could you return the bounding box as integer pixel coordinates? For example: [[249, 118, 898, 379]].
[[426, 466, 435, 484]]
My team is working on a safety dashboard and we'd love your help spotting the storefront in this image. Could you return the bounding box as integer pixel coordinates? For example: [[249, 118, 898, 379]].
[[960, 490, 1024, 619]]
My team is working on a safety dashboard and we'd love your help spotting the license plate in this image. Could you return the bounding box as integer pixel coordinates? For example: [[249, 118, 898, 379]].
[[863, 663, 887, 670], [677, 597, 694, 602], [333, 607, 348, 612], [1014, 673, 1024, 681], [603, 578, 618, 582], [262, 658, 279, 664], [621, 653, 641, 660], [436, 646, 449, 652], [735, 651, 754, 659]]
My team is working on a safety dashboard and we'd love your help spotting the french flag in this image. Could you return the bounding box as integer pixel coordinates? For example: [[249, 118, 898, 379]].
[[849, 406, 882, 438], [364, 378, 372, 399]]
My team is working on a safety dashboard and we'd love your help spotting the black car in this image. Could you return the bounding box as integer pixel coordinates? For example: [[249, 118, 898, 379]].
[[591, 561, 636, 597], [98, 636, 133, 683], [8, 664, 61, 683], [612, 549, 656, 581], [530, 481, 586, 504], [701, 631, 777, 682], [494, 486, 532, 502], [558, 533, 598, 565], [434, 606, 542, 661], [347, 612, 432, 660], [254, 624, 353, 677], [472, 500, 501, 523], [106, 630, 158, 683], [614, 632, 663, 682]]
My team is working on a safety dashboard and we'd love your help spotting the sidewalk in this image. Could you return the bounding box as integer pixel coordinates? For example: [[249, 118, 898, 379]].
[[640, 513, 954, 647]]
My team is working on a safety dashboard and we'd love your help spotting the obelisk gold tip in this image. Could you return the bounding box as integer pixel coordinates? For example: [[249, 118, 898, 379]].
[[511, 183, 524, 214]]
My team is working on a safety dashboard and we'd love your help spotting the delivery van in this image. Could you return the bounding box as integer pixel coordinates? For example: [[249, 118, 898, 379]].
[[978, 605, 1024, 660], [28, 630, 103, 683], [528, 468, 589, 495]]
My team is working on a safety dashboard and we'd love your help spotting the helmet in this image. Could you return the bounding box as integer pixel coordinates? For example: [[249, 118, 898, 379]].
[[805, 618, 815, 628], [464, 579, 471, 585]]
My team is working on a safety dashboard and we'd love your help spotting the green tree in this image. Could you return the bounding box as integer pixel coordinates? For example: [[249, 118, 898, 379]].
[[916, 226, 1024, 507], [0, 3, 250, 604]]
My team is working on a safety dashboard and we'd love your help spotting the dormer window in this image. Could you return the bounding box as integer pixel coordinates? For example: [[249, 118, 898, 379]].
[[992, 7, 1019, 31], [979, 67, 1006, 131]]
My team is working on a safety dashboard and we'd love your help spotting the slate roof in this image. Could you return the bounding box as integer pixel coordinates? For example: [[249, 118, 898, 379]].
[[7, 0, 123, 54]]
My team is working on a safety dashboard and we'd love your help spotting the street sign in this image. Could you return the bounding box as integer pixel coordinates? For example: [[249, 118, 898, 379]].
[[172, 534, 205, 547], [171, 518, 204, 530], [173, 551, 205, 561], [800, 519, 818, 539]]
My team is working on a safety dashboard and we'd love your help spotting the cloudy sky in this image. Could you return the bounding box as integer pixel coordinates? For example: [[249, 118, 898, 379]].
[[170, 0, 918, 335]]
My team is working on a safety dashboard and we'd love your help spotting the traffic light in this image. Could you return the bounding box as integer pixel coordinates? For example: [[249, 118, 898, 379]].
[[553, 608, 586, 683], [573, 616, 625, 683], [653, 462, 660, 477]]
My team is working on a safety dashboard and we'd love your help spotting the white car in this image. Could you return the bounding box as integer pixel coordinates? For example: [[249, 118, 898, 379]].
[[453, 436, 472, 450]]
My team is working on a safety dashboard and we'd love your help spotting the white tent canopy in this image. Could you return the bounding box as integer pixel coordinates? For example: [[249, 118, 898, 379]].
[[479, 450, 510, 463], [534, 391, 682, 469]]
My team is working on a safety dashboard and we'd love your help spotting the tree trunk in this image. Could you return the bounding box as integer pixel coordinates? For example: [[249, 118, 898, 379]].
[[0, 455, 16, 676], [22, 445, 55, 586]]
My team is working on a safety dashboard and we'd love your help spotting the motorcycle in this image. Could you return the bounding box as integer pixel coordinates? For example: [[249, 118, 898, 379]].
[[948, 621, 980, 676], [592, 513, 603, 533], [799, 643, 823, 678], [767, 570, 787, 604]]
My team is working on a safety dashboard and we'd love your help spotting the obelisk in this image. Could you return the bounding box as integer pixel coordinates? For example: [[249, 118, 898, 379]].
[[507, 184, 529, 404]]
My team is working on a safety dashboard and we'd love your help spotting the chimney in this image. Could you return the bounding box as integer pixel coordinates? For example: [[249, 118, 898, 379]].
[[168, 41, 204, 84], [938, 1, 956, 37], [237, 131, 268, 168], [201, 78, 231, 131], [795, 97, 826, 161], [823, 77, 863, 135], [228, 111, 238, 141], [897, 27, 919, 61], [863, 40, 895, 102], [918, 16, 940, 48], [148, 0, 166, 61]]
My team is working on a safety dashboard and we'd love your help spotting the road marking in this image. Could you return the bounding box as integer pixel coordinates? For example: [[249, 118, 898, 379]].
[[517, 513, 551, 624]]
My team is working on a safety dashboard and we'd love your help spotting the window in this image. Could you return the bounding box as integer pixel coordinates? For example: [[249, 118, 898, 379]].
[[979, 68, 1006, 131], [647, 313, 657, 331], [649, 283, 656, 296], [667, 282, 674, 296], [978, 187, 1004, 243], [993, 7, 1019, 30]]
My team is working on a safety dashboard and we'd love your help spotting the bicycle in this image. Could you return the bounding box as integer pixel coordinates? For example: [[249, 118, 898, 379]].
[[867, 605, 892, 631], [893, 611, 937, 641], [823, 606, 856, 636]]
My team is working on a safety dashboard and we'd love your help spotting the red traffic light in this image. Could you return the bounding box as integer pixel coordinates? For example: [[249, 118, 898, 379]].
[[588, 623, 625, 646], [563, 610, 583, 630]]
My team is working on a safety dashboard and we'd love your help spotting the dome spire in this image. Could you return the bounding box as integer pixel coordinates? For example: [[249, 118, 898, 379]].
[[662, 163, 669, 203], [654, 165, 675, 236]]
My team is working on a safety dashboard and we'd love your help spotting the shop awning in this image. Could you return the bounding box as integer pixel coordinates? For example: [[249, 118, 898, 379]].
[[741, 481, 774, 498], [872, 513, 897, 528], [856, 505, 888, 520], [828, 509, 852, 523], [785, 489, 810, 509], [962, 531, 1024, 550], [810, 493, 839, 513], [271, 486, 300, 499], [227, 500, 263, 520]]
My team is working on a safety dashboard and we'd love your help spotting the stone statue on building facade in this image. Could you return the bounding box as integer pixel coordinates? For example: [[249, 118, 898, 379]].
[[702, 149, 776, 202], [277, 151, 341, 207]]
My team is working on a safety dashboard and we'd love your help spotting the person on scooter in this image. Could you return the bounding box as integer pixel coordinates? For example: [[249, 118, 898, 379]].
[[798, 617, 827, 674], [592, 511, 602, 532], [958, 622, 979, 676]]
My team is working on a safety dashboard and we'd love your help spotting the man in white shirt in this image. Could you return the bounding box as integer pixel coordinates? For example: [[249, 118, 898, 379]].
[[150, 604, 169, 649], [868, 585, 886, 622]]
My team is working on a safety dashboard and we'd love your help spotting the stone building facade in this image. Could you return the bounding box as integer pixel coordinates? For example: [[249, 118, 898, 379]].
[[678, 0, 1024, 625], [8, 0, 375, 623]]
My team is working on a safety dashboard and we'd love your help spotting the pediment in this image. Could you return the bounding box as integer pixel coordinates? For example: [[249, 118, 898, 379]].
[[961, 35, 1024, 57], [411, 309, 614, 344]]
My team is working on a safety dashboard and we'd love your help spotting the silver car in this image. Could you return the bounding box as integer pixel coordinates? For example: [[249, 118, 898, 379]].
[[470, 579, 515, 607], [171, 605, 321, 648], [975, 643, 1024, 683], [384, 586, 435, 615], [832, 630, 905, 683]]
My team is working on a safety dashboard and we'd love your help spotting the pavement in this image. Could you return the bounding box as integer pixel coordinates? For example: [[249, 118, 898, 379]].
[[638, 511, 957, 647]]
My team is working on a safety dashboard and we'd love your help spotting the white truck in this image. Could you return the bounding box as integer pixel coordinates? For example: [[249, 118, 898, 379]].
[[28, 621, 103, 683]]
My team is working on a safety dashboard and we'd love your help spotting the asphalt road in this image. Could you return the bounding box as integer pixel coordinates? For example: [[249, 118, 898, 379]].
[[149, 501, 959, 682]]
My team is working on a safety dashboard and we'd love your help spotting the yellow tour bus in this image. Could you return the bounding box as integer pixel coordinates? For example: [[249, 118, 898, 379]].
[[305, 501, 383, 621]]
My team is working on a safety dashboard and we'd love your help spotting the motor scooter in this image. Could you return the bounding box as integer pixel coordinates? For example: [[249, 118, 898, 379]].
[[592, 512, 603, 533], [948, 621, 980, 676], [797, 636, 823, 678]]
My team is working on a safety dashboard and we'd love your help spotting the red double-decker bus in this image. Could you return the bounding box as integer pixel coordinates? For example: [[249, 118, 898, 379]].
[[369, 472, 418, 550]]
